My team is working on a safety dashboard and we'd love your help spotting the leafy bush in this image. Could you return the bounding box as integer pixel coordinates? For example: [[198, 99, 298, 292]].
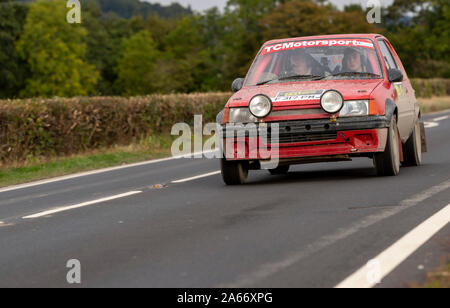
[[0, 93, 230, 164], [411, 79, 450, 98]]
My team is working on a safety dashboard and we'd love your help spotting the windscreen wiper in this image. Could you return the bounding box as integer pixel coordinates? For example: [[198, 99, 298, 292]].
[[256, 78, 279, 86], [278, 74, 325, 81], [257, 74, 324, 85], [331, 72, 381, 78]]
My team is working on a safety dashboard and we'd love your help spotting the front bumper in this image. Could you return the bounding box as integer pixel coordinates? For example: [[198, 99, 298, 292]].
[[221, 116, 389, 160]]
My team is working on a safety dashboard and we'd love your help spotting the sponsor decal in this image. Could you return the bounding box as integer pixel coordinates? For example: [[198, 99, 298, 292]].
[[273, 90, 325, 102], [394, 83, 405, 97], [262, 39, 374, 55]]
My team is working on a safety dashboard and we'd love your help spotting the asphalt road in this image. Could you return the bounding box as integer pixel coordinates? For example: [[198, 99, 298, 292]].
[[0, 110, 449, 288]]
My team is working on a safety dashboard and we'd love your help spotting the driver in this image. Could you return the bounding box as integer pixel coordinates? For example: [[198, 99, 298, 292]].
[[342, 48, 367, 73], [289, 50, 324, 76]]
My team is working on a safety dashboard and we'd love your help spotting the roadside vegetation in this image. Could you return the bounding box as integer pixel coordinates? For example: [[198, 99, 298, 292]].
[[419, 96, 450, 114], [410, 256, 450, 288], [422, 262, 450, 288], [0, 93, 228, 166]]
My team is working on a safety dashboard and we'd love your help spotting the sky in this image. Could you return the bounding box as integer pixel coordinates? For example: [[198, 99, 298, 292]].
[[144, 0, 394, 12]]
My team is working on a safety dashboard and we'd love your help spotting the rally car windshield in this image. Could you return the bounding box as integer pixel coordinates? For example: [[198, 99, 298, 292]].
[[245, 39, 383, 86]]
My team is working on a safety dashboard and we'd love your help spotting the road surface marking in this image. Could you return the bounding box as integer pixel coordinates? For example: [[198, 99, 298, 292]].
[[433, 115, 449, 122], [336, 203, 450, 288], [22, 191, 142, 219], [0, 221, 13, 227], [0, 150, 218, 194], [172, 171, 221, 184], [220, 179, 450, 288], [424, 121, 439, 128]]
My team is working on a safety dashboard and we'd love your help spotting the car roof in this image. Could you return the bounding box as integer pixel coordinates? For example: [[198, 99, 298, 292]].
[[263, 34, 386, 46]]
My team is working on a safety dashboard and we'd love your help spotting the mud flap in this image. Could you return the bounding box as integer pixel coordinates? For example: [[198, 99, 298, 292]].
[[420, 122, 428, 153]]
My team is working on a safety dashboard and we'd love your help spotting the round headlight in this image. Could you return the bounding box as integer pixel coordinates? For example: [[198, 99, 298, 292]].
[[249, 95, 272, 118], [320, 90, 344, 114]]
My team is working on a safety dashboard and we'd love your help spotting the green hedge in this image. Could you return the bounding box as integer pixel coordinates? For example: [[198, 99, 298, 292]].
[[410, 78, 450, 98], [0, 93, 230, 164]]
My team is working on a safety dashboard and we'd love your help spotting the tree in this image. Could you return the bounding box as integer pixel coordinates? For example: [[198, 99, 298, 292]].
[[0, 0, 28, 98], [82, 3, 146, 95], [261, 0, 378, 40], [115, 30, 159, 96], [89, 0, 192, 19], [223, 0, 281, 79], [17, 0, 98, 98], [385, 0, 450, 77]]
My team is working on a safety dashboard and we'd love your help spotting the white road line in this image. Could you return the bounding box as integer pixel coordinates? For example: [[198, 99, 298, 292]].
[[424, 121, 439, 128], [172, 171, 221, 184], [22, 191, 142, 219], [220, 179, 450, 288], [433, 115, 449, 122], [336, 204, 450, 288], [0, 150, 218, 194]]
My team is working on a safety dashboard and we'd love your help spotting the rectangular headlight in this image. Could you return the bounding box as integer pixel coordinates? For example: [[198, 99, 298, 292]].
[[229, 108, 257, 123], [339, 100, 369, 117]]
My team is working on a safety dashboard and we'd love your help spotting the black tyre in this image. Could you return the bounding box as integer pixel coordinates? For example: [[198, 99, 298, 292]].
[[220, 159, 248, 185], [374, 117, 400, 176], [402, 120, 422, 167], [268, 165, 290, 175]]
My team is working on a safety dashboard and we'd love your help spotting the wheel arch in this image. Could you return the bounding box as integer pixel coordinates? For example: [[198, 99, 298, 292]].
[[385, 99, 398, 123]]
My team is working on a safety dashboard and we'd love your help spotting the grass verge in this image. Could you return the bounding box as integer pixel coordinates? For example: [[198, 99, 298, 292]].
[[419, 96, 450, 114], [422, 262, 450, 288], [409, 256, 450, 288], [1, 96, 449, 188], [0, 135, 175, 188]]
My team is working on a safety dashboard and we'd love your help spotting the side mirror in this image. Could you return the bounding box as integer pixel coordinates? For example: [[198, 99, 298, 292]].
[[387, 68, 403, 83], [232, 78, 244, 93]]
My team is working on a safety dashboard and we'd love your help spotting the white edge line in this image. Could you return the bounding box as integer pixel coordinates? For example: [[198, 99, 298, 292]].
[[0, 150, 218, 194], [433, 115, 449, 122], [335, 203, 450, 288], [22, 191, 142, 219], [171, 171, 221, 184]]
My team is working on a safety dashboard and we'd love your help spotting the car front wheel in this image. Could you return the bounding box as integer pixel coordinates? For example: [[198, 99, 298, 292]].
[[220, 159, 248, 185], [374, 117, 401, 176]]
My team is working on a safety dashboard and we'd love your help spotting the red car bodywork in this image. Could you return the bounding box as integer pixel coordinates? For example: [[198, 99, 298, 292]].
[[220, 34, 419, 164]]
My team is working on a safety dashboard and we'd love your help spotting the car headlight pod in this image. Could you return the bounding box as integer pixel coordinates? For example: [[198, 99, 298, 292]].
[[339, 100, 369, 117], [249, 95, 272, 118], [320, 90, 344, 114], [229, 108, 257, 123]]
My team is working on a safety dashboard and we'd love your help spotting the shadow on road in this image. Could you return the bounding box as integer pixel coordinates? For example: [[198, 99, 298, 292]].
[[245, 166, 380, 186]]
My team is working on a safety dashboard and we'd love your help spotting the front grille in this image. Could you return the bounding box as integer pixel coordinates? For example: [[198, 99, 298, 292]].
[[267, 132, 337, 144], [269, 108, 324, 117], [222, 119, 341, 144]]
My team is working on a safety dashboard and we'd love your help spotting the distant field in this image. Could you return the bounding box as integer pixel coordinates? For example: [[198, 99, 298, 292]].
[[419, 96, 450, 114]]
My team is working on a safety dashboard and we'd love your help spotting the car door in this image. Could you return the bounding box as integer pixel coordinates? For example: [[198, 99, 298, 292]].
[[377, 39, 414, 141], [385, 40, 420, 122]]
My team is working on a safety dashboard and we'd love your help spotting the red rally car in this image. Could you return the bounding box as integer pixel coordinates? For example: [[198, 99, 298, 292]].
[[217, 34, 427, 185]]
